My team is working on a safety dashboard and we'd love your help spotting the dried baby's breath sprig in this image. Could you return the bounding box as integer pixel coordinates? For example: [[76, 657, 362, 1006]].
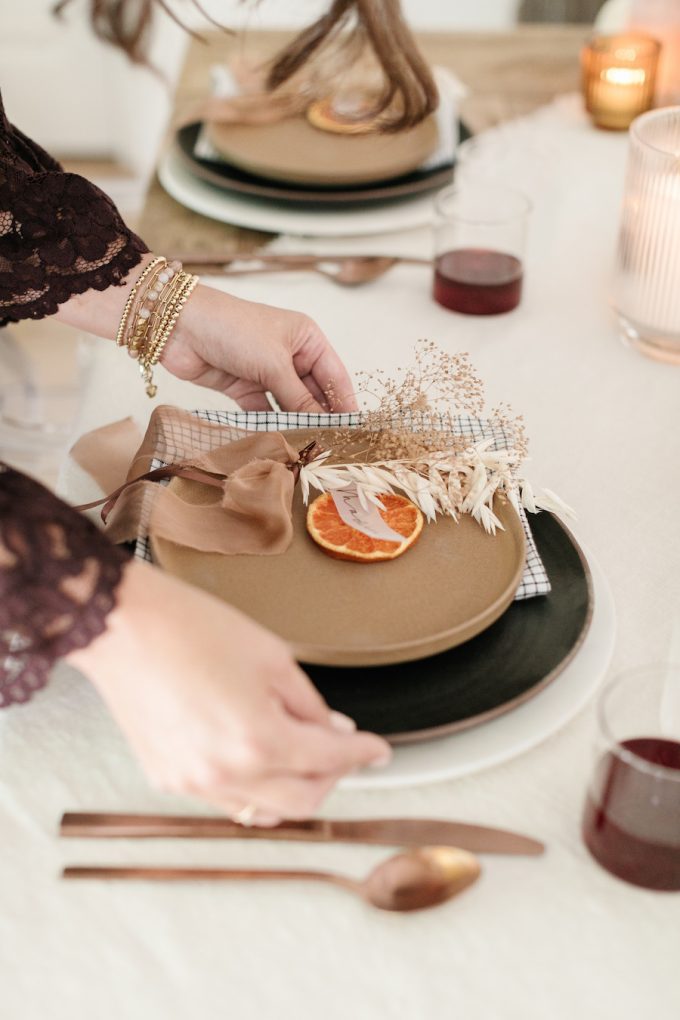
[[299, 342, 573, 534], [333, 340, 488, 461]]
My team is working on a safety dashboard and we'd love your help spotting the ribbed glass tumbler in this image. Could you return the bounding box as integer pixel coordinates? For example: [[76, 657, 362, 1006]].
[[613, 107, 680, 363]]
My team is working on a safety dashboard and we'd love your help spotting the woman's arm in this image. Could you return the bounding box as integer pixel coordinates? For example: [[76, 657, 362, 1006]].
[[55, 268, 359, 413], [0, 96, 378, 820], [0, 466, 390, 820], [0, 90, 356, 413], [0, 91, 148, 325], [69, 558, 390, 822], [0, 465, 130, 707]]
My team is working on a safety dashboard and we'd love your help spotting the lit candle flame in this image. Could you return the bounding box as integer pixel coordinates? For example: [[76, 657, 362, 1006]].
[[600, 67, 647, 86]]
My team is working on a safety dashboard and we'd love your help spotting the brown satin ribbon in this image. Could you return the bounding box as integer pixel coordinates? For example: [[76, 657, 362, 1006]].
[[74, 465, 228, 522], [70, 408, 322, 558]]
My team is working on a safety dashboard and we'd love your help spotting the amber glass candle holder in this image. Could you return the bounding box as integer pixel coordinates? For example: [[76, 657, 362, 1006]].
[[581, 33, 661, 131]]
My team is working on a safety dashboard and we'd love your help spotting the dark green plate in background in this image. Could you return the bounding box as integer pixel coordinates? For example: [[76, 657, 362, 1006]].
[[174, 121, 471, 208]]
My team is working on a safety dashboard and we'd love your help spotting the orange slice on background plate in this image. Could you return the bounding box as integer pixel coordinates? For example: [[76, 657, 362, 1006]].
[[306, 491, 423, 562], [306, 97, 381, 135]]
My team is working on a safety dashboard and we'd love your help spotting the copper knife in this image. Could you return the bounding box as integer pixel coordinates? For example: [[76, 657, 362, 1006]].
[[60, 812, 544, 855]]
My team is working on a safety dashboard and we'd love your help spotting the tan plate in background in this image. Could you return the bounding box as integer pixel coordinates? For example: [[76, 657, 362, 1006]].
[[205, 115, 439, 187], [150, 431, 525, 667], [174, 124, 456, 207]]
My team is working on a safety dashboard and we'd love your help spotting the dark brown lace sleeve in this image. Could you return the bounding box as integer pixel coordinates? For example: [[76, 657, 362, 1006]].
[[0, 465, 130, 707], [0, 89, 148, 324]]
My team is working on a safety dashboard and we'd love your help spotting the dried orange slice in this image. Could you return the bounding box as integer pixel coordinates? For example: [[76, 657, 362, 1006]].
[[306, 97, 380, 135], [306, 492, 423, 563]]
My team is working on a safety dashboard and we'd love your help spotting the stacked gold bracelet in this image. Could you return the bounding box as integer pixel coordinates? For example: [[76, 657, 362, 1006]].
[[116, 256, 199, 398]]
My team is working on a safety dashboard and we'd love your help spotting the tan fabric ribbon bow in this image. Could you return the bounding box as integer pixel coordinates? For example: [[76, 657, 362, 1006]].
[[71, 406, 320, 557]]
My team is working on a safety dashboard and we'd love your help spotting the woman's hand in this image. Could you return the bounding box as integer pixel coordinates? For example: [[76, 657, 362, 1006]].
[[55, 256, 358, 413], [68, 561, 390, 824], [161, 284, 358, 413]]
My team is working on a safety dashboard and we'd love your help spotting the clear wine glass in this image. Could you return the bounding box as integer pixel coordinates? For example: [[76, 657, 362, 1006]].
[[432, 183, 531, 316], [0, 326, 91, 475], [582, 664, 680, 890]]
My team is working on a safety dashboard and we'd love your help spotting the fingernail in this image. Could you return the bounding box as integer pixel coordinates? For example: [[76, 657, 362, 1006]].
[[368, 751, 392, 768], [255, 814, 282, 828], [329, 710, 357, 733]]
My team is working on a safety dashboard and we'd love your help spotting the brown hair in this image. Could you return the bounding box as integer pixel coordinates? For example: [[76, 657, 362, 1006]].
[[53, 0, 437, 131], [268, 0, 438, 131], [53, 1, 226, 62]]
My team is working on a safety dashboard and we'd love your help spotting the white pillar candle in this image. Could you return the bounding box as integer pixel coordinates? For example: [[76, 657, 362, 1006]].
[[613, 106, 680, 360]]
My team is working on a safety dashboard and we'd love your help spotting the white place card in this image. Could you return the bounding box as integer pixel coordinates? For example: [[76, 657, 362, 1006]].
[[330, 487, 404, 543]]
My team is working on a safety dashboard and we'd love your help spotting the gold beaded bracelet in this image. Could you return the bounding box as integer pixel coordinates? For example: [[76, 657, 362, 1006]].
[[127, 261, 182, 363], [139, 271, 199, 398], [144, 272, 198, 364], [115, 256, 199, 397], [115, 255, 166, 348], [140, 270, 192, 367]]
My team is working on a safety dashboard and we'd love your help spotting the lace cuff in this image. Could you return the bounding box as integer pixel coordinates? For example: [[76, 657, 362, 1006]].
[[0, 93, 148, 324], [0, 166, 148, 324], [0, 465, 130, 707]]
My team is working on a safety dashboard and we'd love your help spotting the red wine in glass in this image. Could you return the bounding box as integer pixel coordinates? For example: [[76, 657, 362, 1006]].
[[582, 736, 680, 890], [433, 248, 523, 315]]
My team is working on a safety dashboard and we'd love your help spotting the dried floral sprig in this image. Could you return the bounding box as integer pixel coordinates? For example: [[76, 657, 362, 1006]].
[[300, 442, 573, 534], [331, 341, 515, 462], [302, 343, 573, 534]]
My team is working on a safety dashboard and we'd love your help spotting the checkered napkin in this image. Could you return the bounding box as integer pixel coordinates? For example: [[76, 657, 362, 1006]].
[[135, 410, 550, 601]]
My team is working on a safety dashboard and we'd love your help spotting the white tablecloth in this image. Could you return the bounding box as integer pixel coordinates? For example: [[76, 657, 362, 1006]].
[[2, 95, 679, 1020]]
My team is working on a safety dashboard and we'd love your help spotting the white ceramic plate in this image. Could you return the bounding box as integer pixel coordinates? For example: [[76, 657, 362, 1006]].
[[342, 546, 616, 790], [158, 148, 438, 238]]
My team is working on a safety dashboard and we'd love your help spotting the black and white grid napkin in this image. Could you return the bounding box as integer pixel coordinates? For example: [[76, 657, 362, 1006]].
[[135, 410, 550, 601]]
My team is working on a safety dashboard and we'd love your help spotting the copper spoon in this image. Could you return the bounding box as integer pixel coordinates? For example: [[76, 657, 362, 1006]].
[[211, 255, 400, 287], [63, 846, 481, 912]]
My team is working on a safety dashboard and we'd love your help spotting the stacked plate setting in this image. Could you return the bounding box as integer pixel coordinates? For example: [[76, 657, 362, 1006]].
[[162, 109, 466, 236]]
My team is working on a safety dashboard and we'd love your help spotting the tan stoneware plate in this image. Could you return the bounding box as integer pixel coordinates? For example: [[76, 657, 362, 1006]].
[[150, 429, 526, 666], [151, 430, 526, 667], [152, 485, 526, 660], [205, 114, 439, 187], [174, 124, 456, 207]]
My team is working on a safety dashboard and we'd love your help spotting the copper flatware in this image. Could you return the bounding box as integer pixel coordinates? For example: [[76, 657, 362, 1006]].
[[62, 846, 481, 912], [170, 252, 431, 267], [171, 252, 431, 287], [212, 258, 397, 286], [60, 812, 544, 856]]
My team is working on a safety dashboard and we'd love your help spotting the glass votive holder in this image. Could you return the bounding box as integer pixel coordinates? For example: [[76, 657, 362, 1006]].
[[582, 665, 680, 890], [612, 106, 680, 363], [432, 184, 531, 316], [581, 33, 661, 131]]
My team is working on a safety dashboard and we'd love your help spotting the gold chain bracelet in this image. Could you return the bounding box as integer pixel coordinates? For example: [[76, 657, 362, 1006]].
[[139, 271, 199, 398], [127, 261, 182, 362], [114, 256, 199, 397], [115, 256, 166, 348]]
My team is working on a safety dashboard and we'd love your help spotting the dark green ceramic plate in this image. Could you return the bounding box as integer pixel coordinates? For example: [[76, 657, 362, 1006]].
[[303, 513, 592, 743]]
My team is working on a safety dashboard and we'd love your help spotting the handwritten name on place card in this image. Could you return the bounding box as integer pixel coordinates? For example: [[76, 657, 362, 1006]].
[[331, 487, 404, 543]]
